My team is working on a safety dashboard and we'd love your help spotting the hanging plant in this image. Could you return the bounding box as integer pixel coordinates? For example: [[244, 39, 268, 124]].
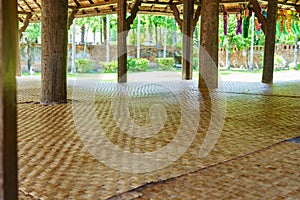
[[279, 9, 285, 33], [243, 6, 250, 38], [223, 6, 228, 36], [286, 9, 292, 33], [236, 9, 243, 35]]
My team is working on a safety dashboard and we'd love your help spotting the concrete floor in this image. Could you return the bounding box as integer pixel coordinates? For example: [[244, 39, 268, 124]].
[[17, 72, 300, 199]]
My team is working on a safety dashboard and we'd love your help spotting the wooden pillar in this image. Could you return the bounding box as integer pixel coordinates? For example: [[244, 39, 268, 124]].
[[182, 0, 194, 80], [262, 0, 278, 83], [0, 0, 18, 199], [199, 0, 219, 89], [117, 0, 128, 83], [41, 0, 68, 104]]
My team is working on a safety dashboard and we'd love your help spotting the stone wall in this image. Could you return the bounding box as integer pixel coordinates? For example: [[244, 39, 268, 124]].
[[20, 44, 179, 72], [20, 43, 299, 72], [219, 44, 299, 69]]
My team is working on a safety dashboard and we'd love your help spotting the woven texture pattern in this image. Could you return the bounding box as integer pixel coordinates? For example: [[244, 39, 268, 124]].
[[17, 76, 300, 199], [113, 142, 300, 200]]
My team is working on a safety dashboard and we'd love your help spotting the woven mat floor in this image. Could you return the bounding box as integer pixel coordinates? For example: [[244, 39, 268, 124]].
[[17, 76, 300, 199], [112, 142, 300, 200]]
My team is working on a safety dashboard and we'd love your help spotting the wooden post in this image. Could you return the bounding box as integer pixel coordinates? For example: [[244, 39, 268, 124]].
[[0, 0, 18, 199], [117, 0, 128, 83], [117, 0, 141, 83], [41, 0, 68, 104], [199, 0, 219, 89], [262, 0, 278, 83], [182, 0, 194, 80]]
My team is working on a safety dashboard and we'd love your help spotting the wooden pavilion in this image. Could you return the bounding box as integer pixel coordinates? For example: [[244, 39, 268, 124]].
[[0, 0, 299, 199]]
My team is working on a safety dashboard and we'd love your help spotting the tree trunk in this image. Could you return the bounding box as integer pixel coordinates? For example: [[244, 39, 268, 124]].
[[137, 15, 141, 58], [245, 48, 249, 69], [199, 0, 219, 89], [71, 18, 76, 73], [294, 35, 299, 70], [27, 43, 32, 71], [103, 16, 107, 44], [0, 0, 18, 199], [117, 0, 127, 83], [262, 0, 278, 83], [81, 24, 85, 44], [99, 16, 103, 44], [182, 0, 194, 80], [226, 48, 231, 69], [41, 0, 68, 104], [106, 15, 110, 62], [163, 28, 168, 58], [16, 33, 22, 76], [250, 11, 255, 70]]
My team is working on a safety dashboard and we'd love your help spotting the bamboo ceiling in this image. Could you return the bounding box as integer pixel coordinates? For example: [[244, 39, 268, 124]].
[[18, 0, 300, 22]]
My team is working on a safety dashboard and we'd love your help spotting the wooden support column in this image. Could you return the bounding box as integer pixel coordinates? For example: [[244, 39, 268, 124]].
[[41, 0, 68, 104], [262, 0, 278, 83], [182, 0, 194, 80], [199, 0, 219, 89], [0, 0, 18, 199], [117, 0, 141, 83], [117, 0, 127, 83]]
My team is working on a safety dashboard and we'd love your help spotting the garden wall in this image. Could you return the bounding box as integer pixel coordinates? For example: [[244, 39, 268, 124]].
[[20, 43, 299, 72], [219, 44, 299, 69]]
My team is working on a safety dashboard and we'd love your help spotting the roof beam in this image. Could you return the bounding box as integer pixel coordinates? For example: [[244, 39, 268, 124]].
[[19, 13, 32, 38]]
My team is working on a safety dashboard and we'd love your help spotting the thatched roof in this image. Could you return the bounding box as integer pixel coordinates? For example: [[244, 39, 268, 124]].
[[18, 0, 300, 22]]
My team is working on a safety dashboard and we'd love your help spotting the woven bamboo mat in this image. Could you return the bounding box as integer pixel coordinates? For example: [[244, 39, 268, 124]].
[[113, 142, 300, 200], [17, 76, 300, 199]]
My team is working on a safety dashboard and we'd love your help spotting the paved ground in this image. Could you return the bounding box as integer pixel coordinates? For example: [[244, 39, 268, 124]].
[[17, 71, 300, 199]]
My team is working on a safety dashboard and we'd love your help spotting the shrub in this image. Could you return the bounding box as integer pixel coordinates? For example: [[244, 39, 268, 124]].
[[155, 58, 175, 70], [288, 63, 300, 70], [127, 58, 149, 72], [76, 59, 95, 73], [102, 61, 118, 73], [193, 58, 199, 70]]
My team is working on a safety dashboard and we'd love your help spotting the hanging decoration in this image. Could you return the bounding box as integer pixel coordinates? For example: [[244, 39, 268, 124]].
[[262, 8, 267, 18], [286, 9, 292, 33], [255, 19, 261, 33], [279, 9, 285, 33], [223, 6, 228, 36], [236, 9, 243, 35], [243, 5, 250, 38]]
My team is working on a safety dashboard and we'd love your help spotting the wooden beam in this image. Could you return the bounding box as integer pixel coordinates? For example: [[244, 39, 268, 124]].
[[199, 0, 219, 89], [182, 0, 194, 80], [193, 5, 201, 32], [67, 8, 78, 29], [117, 0, 127, 83], [126, 0, 142, 30], [170, 4, 183, 31], [0, 0, 18, 199], [249, 0, 266, 33], [19, 12, 32, 38], [41, 0, 68, 104], [262, 0, 278, 83], [296, 5, 300, 13]]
